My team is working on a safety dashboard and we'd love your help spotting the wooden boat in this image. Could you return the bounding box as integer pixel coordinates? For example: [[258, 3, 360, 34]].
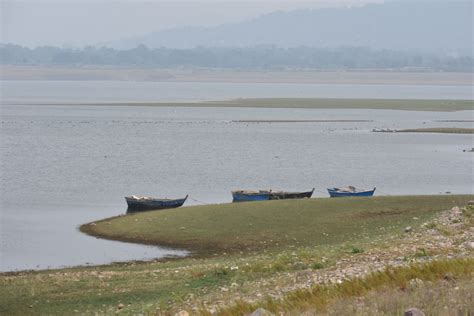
[[232, 188, 314, 202], [232, 190, 270, 202], [260, 188, 315, 200], [125, 195, 188, 212], [327, 186, 376, 198]]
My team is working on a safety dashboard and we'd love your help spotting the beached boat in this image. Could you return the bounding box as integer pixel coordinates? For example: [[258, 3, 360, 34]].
[[327, 186, 376, 197], [232, 188, 314, 202], [261, 188, 315, 200], [125, 195, 188, 212]]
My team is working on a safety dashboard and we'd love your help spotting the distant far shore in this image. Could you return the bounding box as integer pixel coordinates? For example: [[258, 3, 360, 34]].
[[1, 65, 473, 86], [28, 98, 473, 112]]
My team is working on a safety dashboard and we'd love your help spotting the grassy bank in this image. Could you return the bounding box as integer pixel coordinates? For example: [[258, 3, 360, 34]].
[[396, 127, 474, 134], [81, 195, 473, 255], [2, 195, 472, 315]]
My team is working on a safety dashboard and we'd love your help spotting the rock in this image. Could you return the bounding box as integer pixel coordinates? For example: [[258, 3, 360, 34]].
[[444, 272, 455, 281], [405, 307, 425, 316], [117, 303, 125, 310], [404, 226, 413, 233], [174, 311, 189, 316], [250, 308, 274, 316]]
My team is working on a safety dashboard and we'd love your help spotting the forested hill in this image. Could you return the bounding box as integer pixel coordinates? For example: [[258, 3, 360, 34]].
[[105, 1, 472, 56]]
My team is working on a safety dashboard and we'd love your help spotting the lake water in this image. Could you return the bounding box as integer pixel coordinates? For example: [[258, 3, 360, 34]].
[[1, 80, 473, 271]]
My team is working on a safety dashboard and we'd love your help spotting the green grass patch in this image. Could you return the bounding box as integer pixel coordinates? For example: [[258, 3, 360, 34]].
[[81, 195, 474, 256], [351, 247, 364, 254], [311, 262, 325, 270]]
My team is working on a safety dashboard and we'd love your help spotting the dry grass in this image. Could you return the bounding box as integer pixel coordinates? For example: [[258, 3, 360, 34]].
[[217, 258, 474, 315], [330, 278, 473, 315]]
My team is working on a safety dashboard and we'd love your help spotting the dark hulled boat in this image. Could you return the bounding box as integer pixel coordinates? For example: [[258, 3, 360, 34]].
[[232, 188, 314, 202], [125, 195, 188, 212], [261, 188, 315, 200]]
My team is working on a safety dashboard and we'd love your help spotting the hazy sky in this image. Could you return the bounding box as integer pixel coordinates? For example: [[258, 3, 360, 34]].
[[1, 0, 383, 47]]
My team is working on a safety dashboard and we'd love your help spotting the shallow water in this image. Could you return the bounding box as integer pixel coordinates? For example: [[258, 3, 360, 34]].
[[1, 102, 473, 271], [1, 205, 187, 271]]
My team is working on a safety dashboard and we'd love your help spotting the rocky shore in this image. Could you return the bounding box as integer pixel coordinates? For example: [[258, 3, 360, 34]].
[[178, 204, 473, 314]]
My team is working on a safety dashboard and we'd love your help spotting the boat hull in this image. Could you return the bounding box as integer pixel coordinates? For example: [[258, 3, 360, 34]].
[[232, 188, 314, 202], [125, 195, 188, 212], [232, 191, 270, 202], [327, 188, 376, 198], [265, 188, 314, 200]]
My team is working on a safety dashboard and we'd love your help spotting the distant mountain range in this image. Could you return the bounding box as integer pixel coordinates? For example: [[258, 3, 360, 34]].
[[104, 1, 473, 56]]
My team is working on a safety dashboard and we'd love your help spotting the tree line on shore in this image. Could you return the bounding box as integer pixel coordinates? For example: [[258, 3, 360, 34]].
[[1, 43, 472, 72]]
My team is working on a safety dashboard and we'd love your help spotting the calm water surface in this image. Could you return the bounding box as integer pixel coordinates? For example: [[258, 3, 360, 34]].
[[1, 82, 473, 271]]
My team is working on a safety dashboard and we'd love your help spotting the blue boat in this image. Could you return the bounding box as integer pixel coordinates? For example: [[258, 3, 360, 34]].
[[232, 190, 270, 202], [125, 195, 188, 212], [327, 186, 376, 198]]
